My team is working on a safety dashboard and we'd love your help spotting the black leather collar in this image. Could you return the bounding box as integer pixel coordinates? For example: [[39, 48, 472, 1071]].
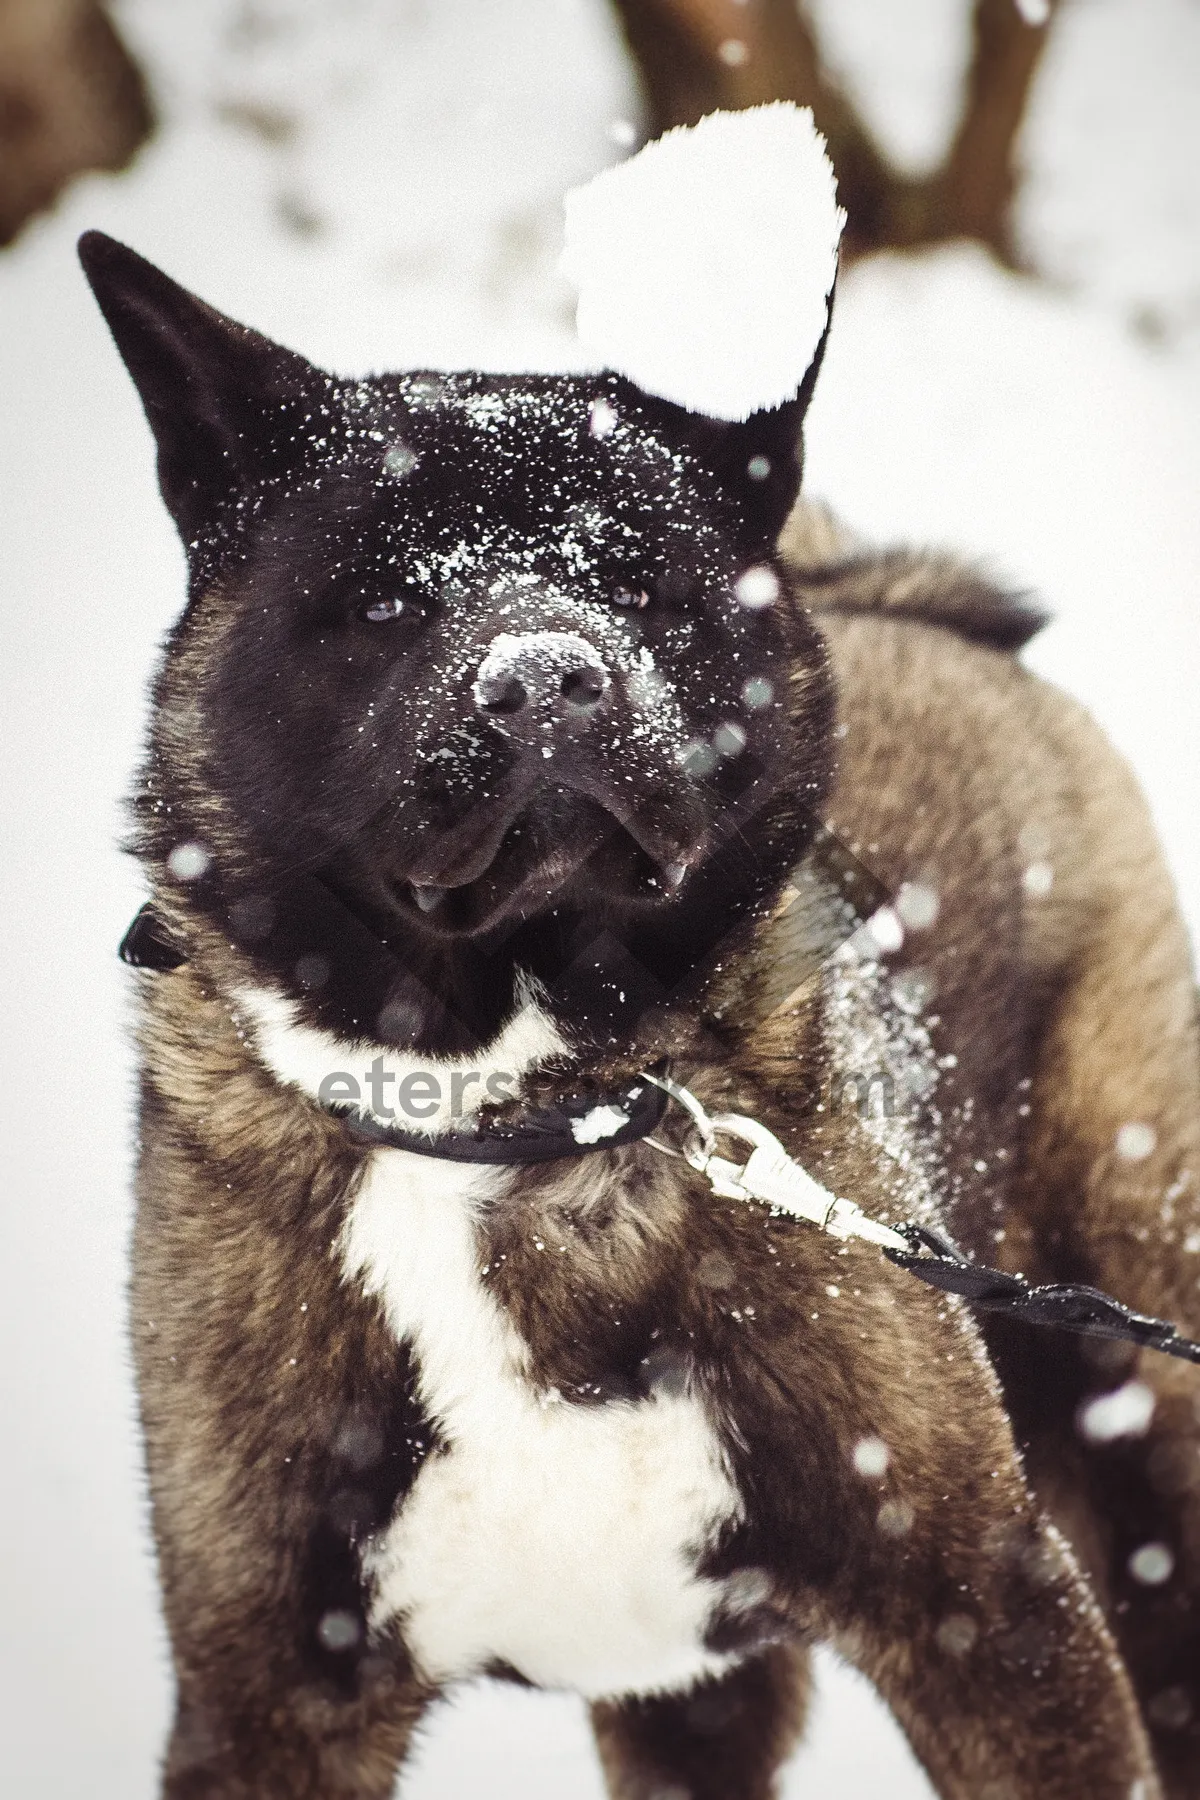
[[120, 902, 188, 971], [329, 1078, 669, 1164], [120, 903, 670, 1165]]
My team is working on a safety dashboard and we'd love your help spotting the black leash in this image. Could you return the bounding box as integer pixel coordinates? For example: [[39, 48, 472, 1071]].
[[642, 1077, 1200, 1369], [886, 1221, 1200, 1365]]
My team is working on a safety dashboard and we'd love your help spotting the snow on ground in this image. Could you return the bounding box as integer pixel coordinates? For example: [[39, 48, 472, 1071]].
[[0, 1, 1197, 1795]]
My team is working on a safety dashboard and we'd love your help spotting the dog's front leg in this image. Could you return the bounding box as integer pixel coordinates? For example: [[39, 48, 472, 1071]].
[[133, 1127, 436, 1798], [150, 1468, 433, 1800], [162, 1651, 430, 1800], [827, 1504, 1159, 1799], [729, 1235, 1164, 1798]]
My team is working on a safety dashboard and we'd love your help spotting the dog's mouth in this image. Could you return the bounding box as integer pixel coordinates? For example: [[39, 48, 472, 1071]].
[[389, 790, 700, 934]]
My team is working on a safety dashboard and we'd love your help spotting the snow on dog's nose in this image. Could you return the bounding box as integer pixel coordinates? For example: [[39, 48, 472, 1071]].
[[473, 631, 611, 736]]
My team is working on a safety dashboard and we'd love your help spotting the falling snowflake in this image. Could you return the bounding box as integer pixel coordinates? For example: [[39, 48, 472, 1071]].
[[1077, 1381, 1155, 1443]]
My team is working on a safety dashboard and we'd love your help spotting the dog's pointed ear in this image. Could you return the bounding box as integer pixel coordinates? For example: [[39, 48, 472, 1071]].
[[78, 231, 329, 546], [628, 291, 834, 553], [705, 304, 832, 548]]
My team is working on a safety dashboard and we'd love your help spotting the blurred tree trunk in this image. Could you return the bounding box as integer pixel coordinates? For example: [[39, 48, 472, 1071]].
[[609, 0, 1058, 264], [0, 0, 153, 247]]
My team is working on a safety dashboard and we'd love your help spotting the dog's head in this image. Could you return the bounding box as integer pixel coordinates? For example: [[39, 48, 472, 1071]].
[[81, 232, 834, 1052]]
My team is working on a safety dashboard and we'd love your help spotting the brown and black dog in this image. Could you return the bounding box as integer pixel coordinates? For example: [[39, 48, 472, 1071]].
[[81, 227, 1200, 1799]]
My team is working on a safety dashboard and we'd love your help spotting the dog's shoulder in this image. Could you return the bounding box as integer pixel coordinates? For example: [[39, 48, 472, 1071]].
[[779, 500, 1049, 654]]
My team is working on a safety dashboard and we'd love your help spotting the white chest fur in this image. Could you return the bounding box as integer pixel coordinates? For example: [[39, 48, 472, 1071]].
[[339, 1148, 742, 1700]]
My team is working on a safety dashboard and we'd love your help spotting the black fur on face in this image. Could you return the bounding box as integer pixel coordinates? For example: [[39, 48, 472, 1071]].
[[81, 232, 835, 1055]]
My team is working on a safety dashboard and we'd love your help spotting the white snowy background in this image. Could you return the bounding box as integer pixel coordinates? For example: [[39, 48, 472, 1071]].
[[2, 0, 1199, 1794]]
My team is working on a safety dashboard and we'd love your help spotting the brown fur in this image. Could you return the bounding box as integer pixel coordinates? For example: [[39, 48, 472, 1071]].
[[124, 515, 1200, 1798]]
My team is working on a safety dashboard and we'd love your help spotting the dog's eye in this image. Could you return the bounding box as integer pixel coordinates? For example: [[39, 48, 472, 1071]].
[[359, 597, 407, 623], [613, 586, 650, 610]]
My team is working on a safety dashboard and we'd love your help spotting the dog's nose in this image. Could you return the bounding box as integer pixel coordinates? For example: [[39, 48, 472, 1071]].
[[473, 632, 611, 727]]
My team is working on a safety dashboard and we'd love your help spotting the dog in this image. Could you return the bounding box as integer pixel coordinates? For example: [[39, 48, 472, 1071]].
[[80, 228, 1200, 1800]]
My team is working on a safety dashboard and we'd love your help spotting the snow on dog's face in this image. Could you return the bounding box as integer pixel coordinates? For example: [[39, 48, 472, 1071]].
[[81, 232, 833, 1048], [199, 369, 818, 936]]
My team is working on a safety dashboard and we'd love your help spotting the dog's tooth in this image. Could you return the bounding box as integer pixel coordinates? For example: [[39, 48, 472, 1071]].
[[666, 863, 688, 889], [412, 885, 445, 912]]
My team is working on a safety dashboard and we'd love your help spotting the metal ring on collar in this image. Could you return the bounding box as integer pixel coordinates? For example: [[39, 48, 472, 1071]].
[[640, 1071, 718, 1167]]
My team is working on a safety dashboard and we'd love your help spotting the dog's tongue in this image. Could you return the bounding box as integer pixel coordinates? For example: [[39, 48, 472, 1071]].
[[401, 792, 610, 912]]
